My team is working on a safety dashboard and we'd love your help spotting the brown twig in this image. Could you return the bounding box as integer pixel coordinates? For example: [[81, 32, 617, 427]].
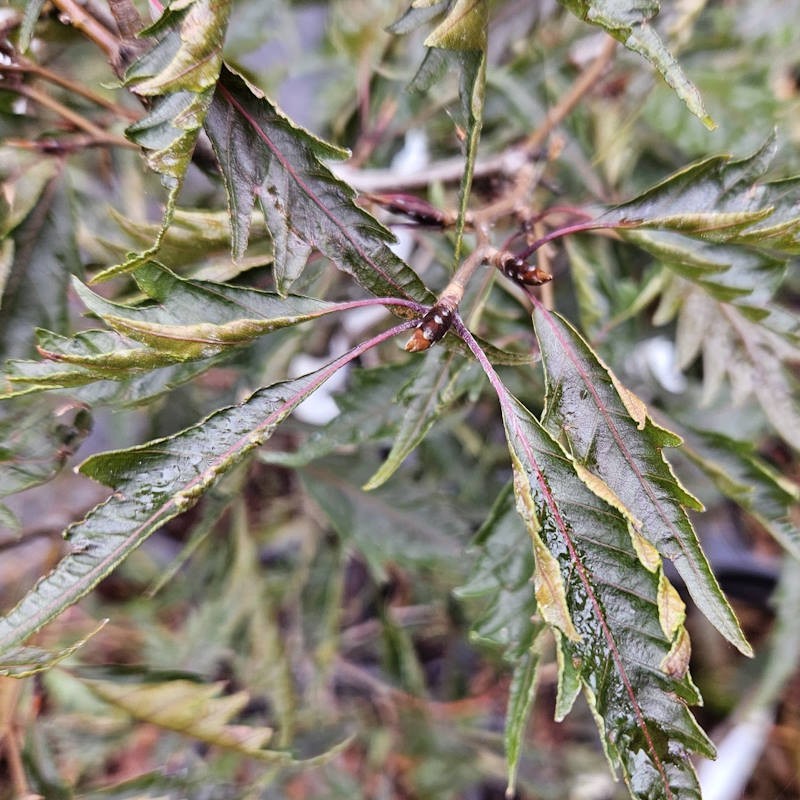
[[525, 35, 618, 153], [13, 84, 134, 149], [1, 58, 139, 121], [50, 0, 123, 68]]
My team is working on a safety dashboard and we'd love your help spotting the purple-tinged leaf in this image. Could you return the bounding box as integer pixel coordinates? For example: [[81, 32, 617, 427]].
[[204, 65, 435, 302], [533, 304, 751, 656], [457, 319, 714, 800]]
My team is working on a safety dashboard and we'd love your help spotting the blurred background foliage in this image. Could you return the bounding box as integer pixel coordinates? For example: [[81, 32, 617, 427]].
[[0, 1, 799, 798]]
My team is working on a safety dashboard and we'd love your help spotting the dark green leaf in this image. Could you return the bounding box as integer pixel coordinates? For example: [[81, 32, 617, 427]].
[[456, 483, 541, 657], [505, 649, 539, 799], [623, 229, 789, 320], [262, 361, 419, 468], [0, 397, 92, 518], [1, 263, 352, 395], [203, 65, 435, 301], [502, 393, 712, 799], [0, 328, 410, 652], [534, 305, 751, 655], [300, 456, 467, 581], [605, 135, 800, 248], [388, 1, 450, 35], [76, 262, 335, 358], [558, 0, 713, 128]]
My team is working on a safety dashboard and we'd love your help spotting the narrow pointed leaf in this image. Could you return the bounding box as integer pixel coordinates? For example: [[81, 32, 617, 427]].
[[534, 305, 751, 656], [622, 229, 789, 317], [0, 326, 411, 653], [75, 263, 336, 358], [2, 329, 225, 397], [414, 0, 487, 263], [664, 281, 800, 448], [95, 1, 232, 280], [505, 649, 539, 798], [0, 397, 92, 501], [262, 362, 418, 468], [502, 393, 712, 799], [19, 0, 47, 52], [204, 65, 435, 301], [2, 263, 352, 394], [300, 456, 465, 580], [604, 135, 800, 248], [388, 1, 450, 35], [364, 349, 476, 489], [558, 0, 713, 128]]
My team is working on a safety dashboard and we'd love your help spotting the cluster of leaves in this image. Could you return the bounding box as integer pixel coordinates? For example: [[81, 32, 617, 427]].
[[0, 1, 799, 798]]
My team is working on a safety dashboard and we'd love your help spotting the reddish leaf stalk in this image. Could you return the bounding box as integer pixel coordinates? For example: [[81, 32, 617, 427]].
[[517, 220, 623, 261], [452, 314, 675, 799]]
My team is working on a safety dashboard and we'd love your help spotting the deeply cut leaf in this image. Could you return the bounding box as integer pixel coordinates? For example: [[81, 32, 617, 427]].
[[0, 324, 412, 653], [0, 171, 80, 361], [0, 620, 106, 677], [534, 304, 751, 656], [300, 456, 466, 581], [605, 135, 800, 248], [2, 263, 387, 396], [262, 361, 419, 468], [0, 397, 92, 528], [456, 483, 542, 658], [503, 393, 712, 799], [204, 65, 435, 301], [660, 278, 800, 450], [96, 1, 232, 280], [558, 0, 714, 128], [457, 320, 713, 800]]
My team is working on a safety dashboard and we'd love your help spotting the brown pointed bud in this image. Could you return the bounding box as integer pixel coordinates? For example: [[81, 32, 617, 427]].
[[490, 250, 552, 286], [366, 193, 456, 228], [404, 301, 455, 353]]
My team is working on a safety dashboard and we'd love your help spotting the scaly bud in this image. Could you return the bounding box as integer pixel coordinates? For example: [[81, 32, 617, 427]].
[[489, 249, 552, 286], [404, 301, 455, 352]]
